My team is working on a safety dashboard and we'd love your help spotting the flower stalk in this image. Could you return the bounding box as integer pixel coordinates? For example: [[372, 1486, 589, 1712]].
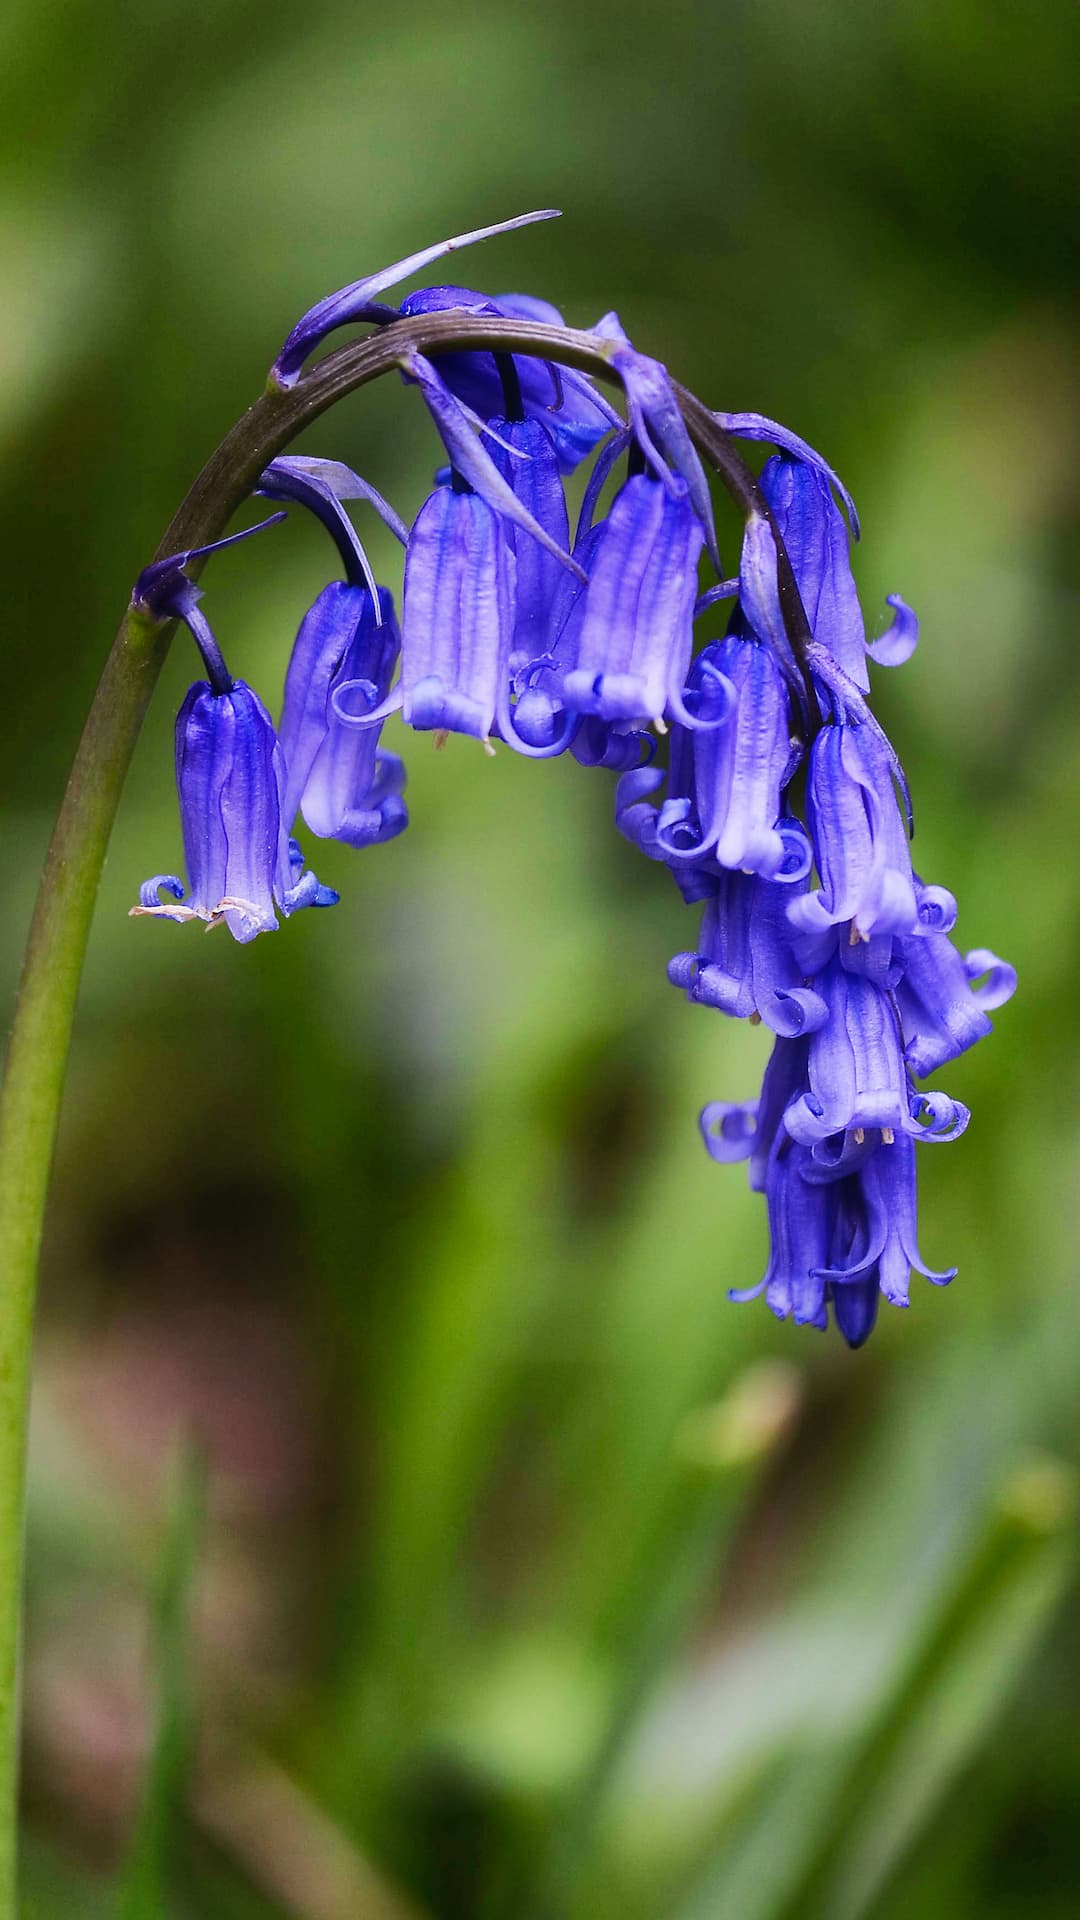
[[0, 309, 794, 1908]]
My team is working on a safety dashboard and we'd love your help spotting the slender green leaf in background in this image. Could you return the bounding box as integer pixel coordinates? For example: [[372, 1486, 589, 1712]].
[[2, 0, 1078, 1913], [671, 1453, 1076, 1920], [115, 1450, 206, 1920]]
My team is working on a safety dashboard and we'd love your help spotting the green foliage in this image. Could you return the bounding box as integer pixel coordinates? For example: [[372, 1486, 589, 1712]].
[[116, 1451, 205, 1920], [3, 0, 1078, 1913]]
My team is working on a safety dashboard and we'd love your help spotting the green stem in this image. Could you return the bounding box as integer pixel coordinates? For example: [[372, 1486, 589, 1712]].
[[0, 310, 810, 1911]]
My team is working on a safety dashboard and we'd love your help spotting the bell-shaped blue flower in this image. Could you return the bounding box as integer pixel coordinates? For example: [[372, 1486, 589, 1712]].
[[668, 869, 829, 1037], [784, 963, 969, 1149], [394, 483, 514, 742], [279, 581, 406, 848], [489, 414, 571, 668], [133, 680, 336, 943], [808, 1132, 956, 1318], [560, 474, 704, 727], [729, 1136, 834, 1332], [788, 720, 918, 941], [896, 882, 1016, 1076], [758, 454, 870, 691], [727, 1127, 954, 1347], [652, 636, 803, 878]]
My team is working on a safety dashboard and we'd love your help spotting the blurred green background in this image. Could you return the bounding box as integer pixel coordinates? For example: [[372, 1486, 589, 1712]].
[[3, 1, 1079, 1914]]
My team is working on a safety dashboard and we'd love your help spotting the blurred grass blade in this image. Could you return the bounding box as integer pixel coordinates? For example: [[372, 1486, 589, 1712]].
[[115, 1446, 206, 1920], [816, 1453, 1077, 1920], [534, 1364, 800, 1917], [194, 1746, 434, 1920], [674, 1450, 1076, 1920]]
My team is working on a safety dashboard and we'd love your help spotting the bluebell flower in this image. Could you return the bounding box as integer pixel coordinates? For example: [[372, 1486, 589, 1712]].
[[731, 1135, 835, 1333], [489, 414, 571, 668], [807, 1130, 956, 1345], [257, 456, 409, 850], [757, 454, 869, 691], [759, 454, 921, 691], [326, 357, 583, 755], [510, 453, 654, 762], [559, 473, 704, 727], [650, 635, 802, 878], [787, 719, 918, 942], [668, 868, 828, 1036], [130, 524, 335, 941], [279, 582, 406, 848], [783, 962, 969, 1149], [149, 247, 1017, 1347], [724, 1123, 956, 1348], [676, 477, 1009, 1344], [132, 679, 336, 943], [391, 481, 515, 743], [895, 881, 1016, 1077]]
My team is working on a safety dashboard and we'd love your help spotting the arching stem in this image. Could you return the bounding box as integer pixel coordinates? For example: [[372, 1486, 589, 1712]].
[[0, 309, 811, 1910]]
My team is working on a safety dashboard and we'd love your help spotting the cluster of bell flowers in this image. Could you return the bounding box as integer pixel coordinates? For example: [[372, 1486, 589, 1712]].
[[131, 215, 1014, 1345]]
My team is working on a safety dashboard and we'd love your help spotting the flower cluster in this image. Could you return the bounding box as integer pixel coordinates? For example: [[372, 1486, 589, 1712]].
[[131, 214, 1014, 1342], [622, 457, 1015, 1345]]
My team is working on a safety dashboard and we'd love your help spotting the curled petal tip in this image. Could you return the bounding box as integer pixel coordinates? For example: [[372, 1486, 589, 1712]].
[[964, 949, 1017, 1010], [867, 594, 919, 668]]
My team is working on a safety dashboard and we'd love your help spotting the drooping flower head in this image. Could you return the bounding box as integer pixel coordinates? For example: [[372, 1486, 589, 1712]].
[[671, 424, 1014, 1344], [261, 457, 409, 850], [126, 228, 1014, 1345], [133, 677, 337, 942], [130, 525, 335, 940]]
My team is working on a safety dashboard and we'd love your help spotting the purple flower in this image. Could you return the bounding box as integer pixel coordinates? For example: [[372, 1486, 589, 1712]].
[[394, 483, 514, 743], [758, 455, 868, 691], [760, 454, 922, 691], [813, 1131, 957, 1314], [132, 680, 336, 943], [668, 870, 828, 1037], [727, 1125, 955, 1349], [652, 636, 802, 878], [783, 963, 969, 1148], [279, 582, 406, 849], [787, 721, 918, 942], [896, 881, 1017, 1076], [489, 415, 571, 668], [560, 474, 704, 727], [731, 1137, 834, 1332]]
